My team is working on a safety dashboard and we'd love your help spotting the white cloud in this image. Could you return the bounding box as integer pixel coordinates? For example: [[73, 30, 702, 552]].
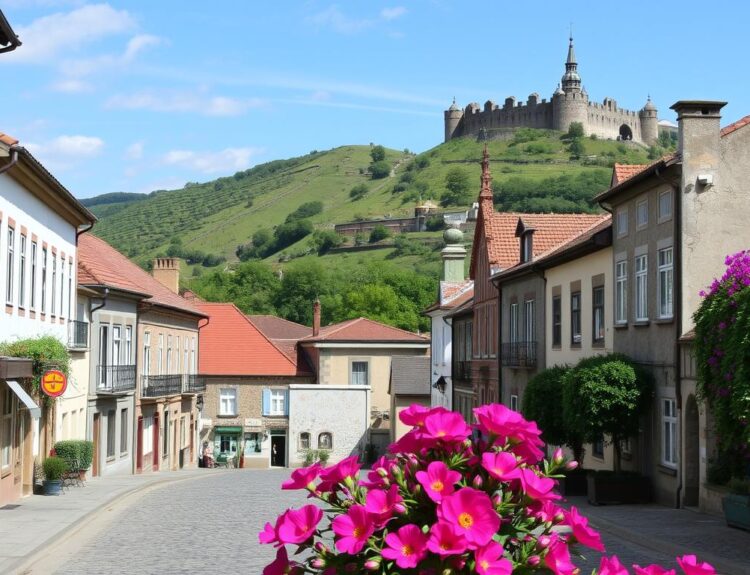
[[105, 90, 265, 116], [6, 4, 136, 63], [50, 78, 92, 93], [123, 34, 162, 62], [162, 147, 264, 175], [380, 7, 407, 21], [26, 134, 104, 170], [125, 141, 144, 160], [308, 5, 372, 35]]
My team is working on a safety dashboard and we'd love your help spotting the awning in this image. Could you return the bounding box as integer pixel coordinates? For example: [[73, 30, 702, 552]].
[[6, 380, 41, 418], [214, 426, 242, 434]]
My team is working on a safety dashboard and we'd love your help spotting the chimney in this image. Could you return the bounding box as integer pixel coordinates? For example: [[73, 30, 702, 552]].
[[670, 100, 726, 189], [441, 226, 466, 282], [152, 257, 181, 293], [312, 299, 321, 336]]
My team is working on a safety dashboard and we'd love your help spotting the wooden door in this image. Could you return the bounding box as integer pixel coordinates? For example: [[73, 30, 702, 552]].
[[152, 412, 159, 471], [92, 413, 100, 477], [136, 416, 143, 472]]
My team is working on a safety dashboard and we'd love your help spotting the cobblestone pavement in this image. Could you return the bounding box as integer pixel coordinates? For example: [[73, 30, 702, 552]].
[[44, 469, 705, 575]]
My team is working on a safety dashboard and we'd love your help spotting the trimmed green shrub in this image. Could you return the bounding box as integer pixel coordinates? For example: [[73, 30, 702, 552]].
[[53, 440, 95, 470], [368, 225, 391, 244], [43, 456, 68, 481]]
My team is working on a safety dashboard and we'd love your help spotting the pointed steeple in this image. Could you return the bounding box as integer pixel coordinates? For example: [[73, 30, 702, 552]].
[[480, 144, 493, 200], [566, 34, 576, 64], [561, 33, 582, 93]]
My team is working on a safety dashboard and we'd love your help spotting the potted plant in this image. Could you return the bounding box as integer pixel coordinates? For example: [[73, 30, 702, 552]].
[[722, 477, 750, 530], [42, 456, 68, 495], [562, 354, 653, 504]]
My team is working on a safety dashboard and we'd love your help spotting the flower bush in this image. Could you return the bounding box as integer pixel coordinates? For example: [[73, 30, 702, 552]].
[[260, 403, 713, 575], [695, 251, 750, 478]]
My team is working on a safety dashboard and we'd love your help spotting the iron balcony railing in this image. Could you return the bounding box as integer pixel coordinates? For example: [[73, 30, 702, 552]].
[[68, 320, 89, 349], [501, 341, 537, 368], [97, 365, 136, 393], [141, 374, 183, 397], [182, 374, 206, 394], [453, 360, 472, 382]]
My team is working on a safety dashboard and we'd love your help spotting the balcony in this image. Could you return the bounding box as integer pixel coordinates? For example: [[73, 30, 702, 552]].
[[453, 360, 472, 382], [182, 374, 206, 394], [501, 341, 537, 368], [68, 320, 89, 349], [96, 365, 136, 394], [141, 374, 183, 398]]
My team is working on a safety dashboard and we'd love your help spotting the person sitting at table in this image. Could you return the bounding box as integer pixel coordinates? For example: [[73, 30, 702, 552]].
[[202, 442, 214, 468]]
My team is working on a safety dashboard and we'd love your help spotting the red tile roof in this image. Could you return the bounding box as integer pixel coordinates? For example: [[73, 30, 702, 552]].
[[425, 281, 475, 313], [0, 132, 18, 146], [196, 303, 311, 376], [613, 163, 648, 185], [721, 114, 750, 137], [78, 234, 204, 317], [247, 315, 312, 340], [302, 317, 429, 344]]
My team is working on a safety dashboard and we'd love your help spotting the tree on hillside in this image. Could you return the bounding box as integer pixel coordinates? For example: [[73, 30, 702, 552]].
[[370, 145, 386, 163], [349, 184, 369, 201], [441, 167, 472, 207], [370, 160, 391, 180], [192, 260, 279, 314], [286, 201, 323, 223], [568, 137, 586, 159], [253, 229, 272, 248], [369, 225, 391, 243], [566, 122, 584, 139], [275, 261, 330, 325], [311, 230, 344, 255]]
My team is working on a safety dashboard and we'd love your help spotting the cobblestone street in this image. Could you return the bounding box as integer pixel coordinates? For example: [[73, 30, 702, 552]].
[[26, 469, 698, 575]]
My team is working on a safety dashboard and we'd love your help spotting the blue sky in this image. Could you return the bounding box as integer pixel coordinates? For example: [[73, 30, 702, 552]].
[[0, 1, 746, 199]]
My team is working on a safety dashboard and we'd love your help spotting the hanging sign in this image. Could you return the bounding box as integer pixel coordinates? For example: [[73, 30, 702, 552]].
[[41, 370, 67, 398]]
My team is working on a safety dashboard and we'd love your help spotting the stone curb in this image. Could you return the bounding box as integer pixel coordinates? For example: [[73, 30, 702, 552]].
[[587, 512, 750, 575], [10, 470, 230, 575]]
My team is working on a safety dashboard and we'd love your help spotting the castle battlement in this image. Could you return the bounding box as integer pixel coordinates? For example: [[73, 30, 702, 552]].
[[444, 37, 659, 145]]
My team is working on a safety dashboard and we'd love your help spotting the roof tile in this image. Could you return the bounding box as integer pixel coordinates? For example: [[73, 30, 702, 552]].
[[302, 317, 428, 343]]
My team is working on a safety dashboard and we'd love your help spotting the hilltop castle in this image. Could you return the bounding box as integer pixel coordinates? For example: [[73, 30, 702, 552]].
[[444, 36, 659, 145]]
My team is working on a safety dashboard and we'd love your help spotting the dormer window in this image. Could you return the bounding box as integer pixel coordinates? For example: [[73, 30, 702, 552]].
[[521, 232, 533, 263]]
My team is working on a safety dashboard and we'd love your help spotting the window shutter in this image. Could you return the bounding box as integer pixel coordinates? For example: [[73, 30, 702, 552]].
[[262, 388, 270, 416], [284, 390, 290, 416]]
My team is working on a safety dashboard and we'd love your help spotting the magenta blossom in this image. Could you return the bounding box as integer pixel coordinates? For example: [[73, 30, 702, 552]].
[[439, 487, 500, 548], [426, 522, 467, 556], [676, 555, 715, 575], [318, 456, 361, 492], [564, 506, 605, 552], [400, 404, 446, 428], [544, 534, 578, 575], [475, 541, 512, 575], [263, 547, 302, 575], [422, 410, 472, 443], [258, 521, 278, 545], [415, 460, 462, 502], [634, 565, 676, 575], [381, 523, 429, 569], [276, 504, 323, 545], [281, 463, 322, 490], [481, 451, 520, 482], [331, 505, 374, 554], [364, 484, 403, 526], [518, 468, 560, 501], [599, 555, 630, 575]]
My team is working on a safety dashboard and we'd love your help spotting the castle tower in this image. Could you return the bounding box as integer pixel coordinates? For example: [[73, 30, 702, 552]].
[[444, 98, 463, 142], [639, 96, 659, 145], [552, 35, 589, 133]]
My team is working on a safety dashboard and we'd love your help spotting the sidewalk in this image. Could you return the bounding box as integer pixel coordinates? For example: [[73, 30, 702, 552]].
[[568, 496, 750, 575], [0, 468, 219, 574]]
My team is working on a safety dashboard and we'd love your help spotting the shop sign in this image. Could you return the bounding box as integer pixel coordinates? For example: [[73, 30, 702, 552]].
[[41, 370, 67, 398], [245, 418, 262, 428]]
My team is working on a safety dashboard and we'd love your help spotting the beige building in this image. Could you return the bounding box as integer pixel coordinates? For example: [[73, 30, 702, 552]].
[[389, 356, 431, 442]]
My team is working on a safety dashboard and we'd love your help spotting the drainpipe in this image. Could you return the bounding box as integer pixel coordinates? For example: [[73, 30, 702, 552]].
[[0, 146, 18, 175], [89, 287, 109, 316]]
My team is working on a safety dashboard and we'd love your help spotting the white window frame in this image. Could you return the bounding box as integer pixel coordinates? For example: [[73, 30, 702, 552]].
[[350, 361, 369, 386], [142, 415, 154, 454], [571, 292, 582, 344], [41, 247, 47, 314], [510, 394, 519, 412], [524, 299, 535, 342], [67, 260, 72, 320], [658, 190, 672, 222], [51, 253, 56, 315], [166, 335, 173, 374], [509, 303, 519, 344], [658, 247, 673, 319], [143, 331, 151, 378], [112, 325, 122, 367], [592, 286, 605, 343], [662, 398, 677, 467], [30, 241, 37, 310], [6, 227, 14, 304], [615, 260, 627, 325], [59, 257, 65, 318], [318, 432, 333, 450], [635, 254, 648, 321], [18, 234, 26, 308], [636, 198, 648, 229], [191, 337, 196, 375], [183, 337, 189, 376], [125, 326, 133, 364], [157, 334, 164, 375], [299, 432, 310, 450], [219, 388, 237, 416], [269, 390, 286, 416], [616, 208, 628, 237]]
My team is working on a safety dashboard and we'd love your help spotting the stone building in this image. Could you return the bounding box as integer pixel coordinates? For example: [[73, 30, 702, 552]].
[[444, 36, 660, 145]]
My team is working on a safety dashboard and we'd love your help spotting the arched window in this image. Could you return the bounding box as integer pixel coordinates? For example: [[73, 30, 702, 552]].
[[318, 432, 333, 450], [299, 432, 310, 450]]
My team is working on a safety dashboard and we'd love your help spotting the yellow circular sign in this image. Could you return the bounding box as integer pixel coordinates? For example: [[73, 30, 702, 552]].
[[41, 370, 67, 398]]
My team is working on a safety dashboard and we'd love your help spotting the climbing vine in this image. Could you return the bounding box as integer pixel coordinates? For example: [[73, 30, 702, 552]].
[[694, 251, 750, 478], [0, 336, 71, 407]]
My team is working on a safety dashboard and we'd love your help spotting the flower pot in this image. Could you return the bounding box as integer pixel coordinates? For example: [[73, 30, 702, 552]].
[[43, 479, 62, 496], [587, 471, 652, 505], [722, 493, 750, 530], [78, 469, 87, 481]]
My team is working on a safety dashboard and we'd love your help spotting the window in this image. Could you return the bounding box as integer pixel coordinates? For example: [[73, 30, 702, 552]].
[[67, 261, 72, 319], [510, 394, 519, 411], [662, 398, 677, 467], [163, 413, 169, 457], [524, 299, 535, 342], [166, 335, 173, 374], [658, 247, 673, 319], [300, 432, 310, 450], [183, 337, 189, 376], [59, 258, 65, 318], [125, 326, 132, 364], [143, 332, 151, 377], [176, 337, 180, 373], [245, 432, 261, 454], [41, 247, 47, 313], [636, 198, 648, 228], [615, 261, 627, 324], [143, 415, 153, 454], [180, 416, 186, 448], [635, 254, 648, 321], [658, 190, 672, 221], [1, 387, 13, 471], [6, 227, 14, 303], [593, 435, 605, 458], [106, 409, 116, 458], [112, 325, 121, 367], [219, 388, 237, 416], [30, 242, 37, 309], [616, 208, 628, 237], [552, 295, 562, 347], [191, 337, 196, 374], [120, 409, 128, 454], [571, 292, 581, 344], [51, 253, 56, 315], [521, 233, 533, 263], [351, 361, 368, 386], [592, 286, 605, 344], [18, 234, 25, 307], [509, 303, 519, 344], [157, 334, 164, 375], [270, 390, 286, 415], [318, 432, 333, 450], [98, 325, 109, 387]]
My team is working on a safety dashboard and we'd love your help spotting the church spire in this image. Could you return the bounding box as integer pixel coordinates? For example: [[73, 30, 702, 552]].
[[561, 33, 582, 93], [566, 33, 576, 64]]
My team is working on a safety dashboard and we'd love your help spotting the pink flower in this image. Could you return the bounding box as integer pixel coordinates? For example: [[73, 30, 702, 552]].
[[364, 484, 403, 526], [598, 555, 630, 575], [318, 456, 361, 491], [518, 468, 560, 501], [276, 504, 323, 545], [481, 451, 520, 482], [677, 556, 715, 575], [474, 403, 523, 436], [422, 410, 472, 443], [381, 524, 429, 569], [475, 541, 513, 575], [634, 566, 675, 575], [263, 547, 302, 575], [415, 461, 462, 502], [281, 463, 321, 490], [544, 534, 578, 575], [427, 522, 467, 556], [400, 404, 445, 427], [439, 487, 500, 548], [332, 505, 374, 554], [564, 506, 605, 552], [258, 521, 278, 545]]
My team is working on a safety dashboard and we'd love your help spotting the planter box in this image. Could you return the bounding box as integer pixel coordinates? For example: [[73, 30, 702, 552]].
[[587, 472, 652, 505], [722, 494, 750, 531], [559, 468, 589, 496], [43, 480, 62, 496]]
